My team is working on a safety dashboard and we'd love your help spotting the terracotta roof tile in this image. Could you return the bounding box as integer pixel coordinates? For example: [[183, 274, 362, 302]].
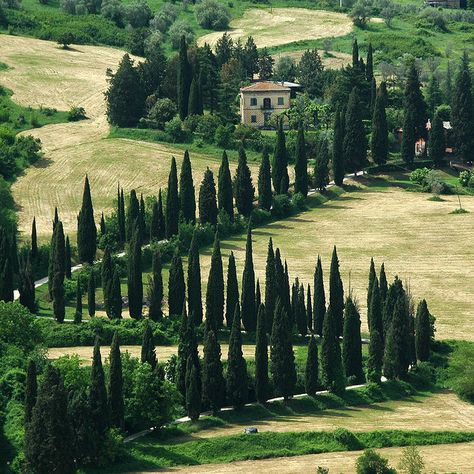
[[240, 81, 291, 92]]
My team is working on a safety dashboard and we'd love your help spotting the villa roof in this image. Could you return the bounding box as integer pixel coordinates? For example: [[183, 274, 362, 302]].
[[240, 81, 291, 92]]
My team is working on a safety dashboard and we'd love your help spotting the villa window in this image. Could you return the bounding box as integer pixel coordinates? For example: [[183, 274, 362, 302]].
[[277, 97, 284, 106], [251, 115, 257, 123], [250, 97, 257, 106]]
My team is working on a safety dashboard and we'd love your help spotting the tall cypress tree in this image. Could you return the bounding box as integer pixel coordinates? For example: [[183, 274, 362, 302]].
[[52, 221, 66, 323], [166, 157, 179, 238], [117, 185, 126, 246], [225, 252, 239, 328], [0, 230, 14, 303], [313, 258, 328, 335], [371, 84, 388, 165], [202, 328, 226, 414], [332, 108, 345, 186], [255, 278, 261, 310], [235, 147, 254, 217], [138, 194, 146, 244], [306, 284, 313, 332], [226, 304, 248, 408], [342, 297, 365, 384], [109, 267, 122, 319], [270, 298, 297, 400], [74, 278, 83, 324], [178, 35, 191, 120], [369, 278, 383, 340], [168, 250, 185, 316], [264, 238, 276, 334], [428, 109, 445, 167], [199, 168, 218, 226], [47, 217, 57, 299], [367, 257, 376, 328], [367, 329, 383, 383], [176, 311, 189, 397], [366, 43, 374, 82], [296, 284, 307, 336], [305, 335, 319, 396], [179, 150, 196, 223], [186, 355, 201, 420], [352, 38, 359, 68], [329, 246, 344, 337], [65, 236, 72, 279], [343, 87, 367, 171], [405, 61, 428, 142], [18, 255, 35, 313], [25, 359, 37, 423], [148, 249, 163, 322], [100, 212, 106, 236], [401, 105, 415, 165], [218, 151, 234, 221], [206, 231, 224, 331], [141, 321, 157, 369], [258, 149, 272, 211], [379, 262, 388, 302], [127, 228, 143, 319], [126, 189, 140, 243], [314, 137, 330, 191], [108, 331, 124, 430], [90, 337, 108, 436], [101, 246, 113, 316], [188, 74, 203, 116], [272, 117, 289, 194], [150, 190, 165, 241], [241, 225, 256, 331], [77, 175, 97, 264], [415, 299, 431, 362], [255, 303, 269, 403], [87, 270, 96, 317], [31, 217, 38, 260], [382, 277, 404, 342], [294, 124, 308, 197]]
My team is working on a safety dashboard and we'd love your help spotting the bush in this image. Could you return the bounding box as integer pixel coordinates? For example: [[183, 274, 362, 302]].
[[214, 124, 234, 149], [148, 98, 177, 130], [356, 449, 396, 474], [195, 0, 231, 30], [150, 3, 179, 33], [409, 167, 430, 185], [164, 116, 188, 143], [169, 20, 195, 49], [124, 0, 152, 28], [67, 106, 86, 121], [333, 428, 363, 450], [271, 194, 294, 219], [143, 31, 163, 57], [101, 0, 126, 27], [195, 114, 222, 142], [291, 192, 307, 211], [459, 170, 472, 187]]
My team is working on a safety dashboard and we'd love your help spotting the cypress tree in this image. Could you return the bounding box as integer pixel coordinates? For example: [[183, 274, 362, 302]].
[[176, 311, 189, 397], [405, 61, 428, 141], [370, 76, 377, 114], [342, 297, 365, 384], [255, 278, 261, 310], [321, 306, 346, 394], [343, 87, 367, 171], [101, 246, 113, 316], [313, 256, 326, 336], [25, 359, 37, 424], [206, 232, 224, 331], [218, 151, 234, 221], [270, 298, 297, 400], [379, 262, 388, 302], [291, 279, 298, 330], [150, 190, 166, 241], [369, 278, 384, 339], [31, 217, 38, 260], [428, 109, 445, 167], [18, 255, 35, 313], [25, 366, 74, 474], [226, 303, 248, 408], [383, 277, 403, 341], [47, 218, 57, 299], [332, 108, 345, 186], [264, 238, 276, 334], [168, 250, 185, 316], [178, 35, 192, 120], [202, 328, 226, 413], [199, 168, 218, 226], [188, 74, 202, 116], [77, 175, 97, 264], [367, 329, 383, 383], [255, 303, 269, 403], [415, 299, 431, 362], [314, 137, 330, 191], [100, 212, 106, 236], [87, 270, 96, 317], [241, 225, 256, 331], [148, 249, 163, 322], [186, 356, 201, 420], [296, 284, 307, 336], [127, 228, 143, 319], [90, 337, 108, 436], [74, 278, 82, 324], [108, 331, 124, 430], [166, 157, 179, 238], [283, 261, 292, 327], [401, 105, 415, 165], [65, 236, 71, 279], [225, 252, 239, 328], [294, 124, 308, 197], [118, 186, 126, 246], [126, 189, 140, 243], [366, 43, 374, 82], [138, 194, 146, 244], [305, 335, 319, 396], [426, 74, 442, 118], [258, 149, 272, 211], [235, 147, 254, 217], [329, 246, 344, 337], [367, 257, 376, 328], [272, 117, 289, 194], [179, 150, 196, 224], [306, 284, 313, 332], [352, 38, 359, 68], [371, 84, 388, 165], [141, 321, 157, 369], [109, 266, 122, 319], [52, 221, 66, 323]]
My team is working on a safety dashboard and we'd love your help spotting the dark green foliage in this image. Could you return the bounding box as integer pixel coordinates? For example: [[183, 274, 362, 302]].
[[188, 74, 203, 116], [109, 267, 122, 319], [404, 62, 428, 140], [177, 312, 189, 397], [332, 108, 345, 186], [226, 304, 248, 408], [218, 151, 234, 221], [305, 335, 319, 396], [25, 366, 74, 474], [321, 306, 346, 394], [294, 124, 308, 197], [356, 449, 396, 474], [127, 228, 143, 319], [186, 355, 201, 421], [255, 303, 269, 403], [18, 255, 35, 313], [382, 277, 403, 342], [202, 329, 225, 414], [258, 149, 272, 211], [168, 251, 185, 316], [0, 230, 14, 303], [225, 252, 239, 328], [352, 38, 359, 68], [65, 236, 72, 279], [187, 231, 203, 327], [342, 298, 365, 384], [147, 250, 163, 322], [306, 284, 312, 332], [241, 226, 256, 332], [379, 263, 388, 302], [77, 176, 97, 264], [166, 157, 179, 238], [426, 74, 442, 118], [31, 217, 38, 260], [139, 194, 146, 244], [329, 246, 344, 337], [108, 331, 124, 430], [206, 232, 224, 331], [47, 218, 57, 300], [101, 246, 113, 316], [264, 238, 276, 334], [126, 189, 140, 243], [296, 49, 324, 98], [141, 321, 157, 369], [90, 338, 108, 436], [199, 168, 218, 226], [178, 36, 192, 120], [371, 84, 388, 165], [118, 187, 126, 246], [369, 278, 383, 339], [428, 109, 445, 167], [367, 258, 376, 328], [255, 279, 261, 310], [100, 212, 106, 236], [150, 190, 166, 241], [401, 105, 415, 165], [314, 137, 330, 191], [25, 359, 37, 423], [296, 284, 307, 336], [270, 299, 297, 400], [52, 221, 66, 323], [179, 150, 196, 224], [235, 147, 254, 217], [272, 118, 289, 194], [74, 278, 82, 324], [367, 329, 383, 383], [415, 299, 431, 362], [366, 43, 374, 82], [343, 87, 367, 171]]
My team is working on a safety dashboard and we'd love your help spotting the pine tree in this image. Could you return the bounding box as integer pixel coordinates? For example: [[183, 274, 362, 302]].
[[294, 124, 308, 197], [241, 225, 256, 331], [264, 238, 276, 334], [218, 151, 234, 220], [225, 252, 239, 328], [150, 192, 165, 241], [206, 231, 224, 331], [415, 299, 431, 362], [52, 221, 66, 323], [321, 306, 346, 394], [199, 168, 218, 225], [255, 303, 269, 403], [226, 304, 248, 408], [89, 338, 108, 436], [314, 137, 330, 191], [141, 321, 157, 369], [147, 249, 163, 322], [367, 258, 376, 328], [77, 175, 97, 264], [186, 356, 201, 420], [108, 331, 124, 430], [306, 284, 313, 332], [305, 335, 319, 396], [428, 109, 445, 167], [31, 217, 38, 260], [168, 251, 185, 316], [179, 150, 196, 224], [367, 329, 383, 383], [177, 36, 192, 120], [296, 284, 307, 336], [332, 108, 345, 186], [329, 246, 344, 337], [166, 157, 179, 238], [342, 297, 365, 384], [270, 299, 297, 400], [126, 189, 140, 243], [258, 149, 272, 211], [371, 84, 388, 165], [202, 329, 226, 413], [109, 266, 122, 319], [235, 147, 254, 217], [127, 228, 143, 319], [272, 117, 289, 194], [25, 366, 74, 474], [18, 255, 35, 313], [101, 246, 113, 316], [379, 262, 388, 302], [74, 278, 82, 324], [343, 87, 367, 171], [401, 105, 415, 165], [25, 359, 37, 423]]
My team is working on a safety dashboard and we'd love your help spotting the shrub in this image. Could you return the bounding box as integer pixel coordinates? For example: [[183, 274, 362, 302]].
[[101, 0, 126, 27], [356, 449, 396, 474], [233, 123, 262, 147], [291, 192, 307, 211], [124, 0, 152, 28], [409, 167, 431, 186], [143, 31, 163, 57], [150, 3, 179, 33], [350, 0, 374, 28], [148, 98, 177, 129], [165, 116, 188, 143], [195, 0, 231, 30], [169, 20, 195, 49], [271, 194, 294, 219], [67, 106, 86, 121], [333, 428, 363, 450], [459, 170, 471, 187], [214, 124, 234, 149]]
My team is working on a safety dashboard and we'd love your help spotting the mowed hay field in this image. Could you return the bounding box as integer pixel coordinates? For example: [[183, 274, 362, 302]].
[[198, 8, 353, 49]]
